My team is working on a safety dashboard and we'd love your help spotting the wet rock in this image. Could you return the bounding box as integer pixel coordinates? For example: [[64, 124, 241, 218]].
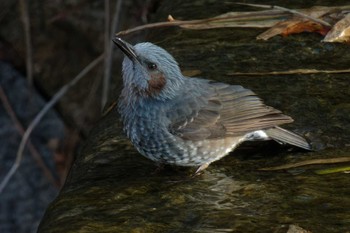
[[39, 1, 350, 232]]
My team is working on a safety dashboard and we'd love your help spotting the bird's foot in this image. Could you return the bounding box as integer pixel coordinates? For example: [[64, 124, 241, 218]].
[[193, 163, 209, 176]]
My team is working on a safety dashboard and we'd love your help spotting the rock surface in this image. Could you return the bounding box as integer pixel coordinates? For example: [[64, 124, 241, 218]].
[[39, 1, 350, 232]]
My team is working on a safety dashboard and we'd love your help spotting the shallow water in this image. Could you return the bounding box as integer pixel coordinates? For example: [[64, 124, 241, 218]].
[[39, 1, 350, 232]]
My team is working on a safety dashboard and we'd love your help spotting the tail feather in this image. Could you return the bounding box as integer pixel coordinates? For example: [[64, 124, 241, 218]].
[[264, 126, 312, 150]]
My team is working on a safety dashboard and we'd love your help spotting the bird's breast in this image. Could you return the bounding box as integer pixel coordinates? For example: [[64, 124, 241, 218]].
[[119, 98, 167, 144]]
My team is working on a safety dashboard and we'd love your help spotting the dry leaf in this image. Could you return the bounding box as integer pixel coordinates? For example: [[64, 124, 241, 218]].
[[179, 10, 287, 30], [257, 18, 330, 40], [323, 13, 350, 43], [280, 20, 329, 36], [116, 4, 350, 45], [298, 5, 338, 19]]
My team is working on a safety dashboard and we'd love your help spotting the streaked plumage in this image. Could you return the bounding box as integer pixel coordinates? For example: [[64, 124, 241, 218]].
[[114, 37, 311, 172]]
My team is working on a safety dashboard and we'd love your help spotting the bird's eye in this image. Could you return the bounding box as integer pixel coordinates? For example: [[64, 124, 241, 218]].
[[147, 62, 157, 70]]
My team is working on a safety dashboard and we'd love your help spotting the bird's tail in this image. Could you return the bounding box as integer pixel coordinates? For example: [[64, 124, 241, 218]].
[[264, 126, 312, 150]]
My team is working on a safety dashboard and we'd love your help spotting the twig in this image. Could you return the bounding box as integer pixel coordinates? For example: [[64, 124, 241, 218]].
[[228, 68, 350, 76], [102, 0, 110, 110], [259, 157, 350, 171], [273, 5, 331, 27], [19, 0, 33, 85], [102, 0, 123, 110], [116, 18, 221, 36], [235, 2, 332, 27], [116, 13, 277, 36], [0, 86, 59, 187], [0, 54, 104, 194], [114, 5, 350, 36]]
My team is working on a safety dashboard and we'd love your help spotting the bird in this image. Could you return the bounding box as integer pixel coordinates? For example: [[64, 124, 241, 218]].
[[113, 37, 311, 173]]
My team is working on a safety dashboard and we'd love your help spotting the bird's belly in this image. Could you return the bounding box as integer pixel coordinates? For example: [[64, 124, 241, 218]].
[[179, 136, 245, 166], [133, 131, 244, 166]]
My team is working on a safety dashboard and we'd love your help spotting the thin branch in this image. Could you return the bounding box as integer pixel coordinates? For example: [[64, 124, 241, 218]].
[[273, 5, 331, 27], [116, 12, 278, 36], [102, 0, 123, 110], [235, 2, 332, 27], [114, 5, 350, 37], [102, 0, 110, 110], [259, 157, 350, 171], [116, 17, 223, 36], [0, 86, 59, 187], [115, 5, 345, 37], [0, 86, 27, 135], [0, 54, 104, 194], [228, 68, 350, 76], [19, 0, 33, 86]]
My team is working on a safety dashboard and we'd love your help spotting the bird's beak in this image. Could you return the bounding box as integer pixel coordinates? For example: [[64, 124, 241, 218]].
[[113, 37, 139, 62]]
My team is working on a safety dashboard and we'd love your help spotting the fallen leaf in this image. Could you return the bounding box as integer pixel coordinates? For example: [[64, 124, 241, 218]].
[[116, 4, 350, 45], [323, 13, 350, 43], [257, 18, 329, 40], [179, 10, 286, 30], [282, 20, 329, 36]]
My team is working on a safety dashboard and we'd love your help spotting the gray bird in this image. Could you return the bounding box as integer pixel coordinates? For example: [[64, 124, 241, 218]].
[[113, 37, 311, 172]]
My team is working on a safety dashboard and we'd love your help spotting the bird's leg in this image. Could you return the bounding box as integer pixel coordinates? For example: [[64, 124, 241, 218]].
[[194, 163, 209, 175]]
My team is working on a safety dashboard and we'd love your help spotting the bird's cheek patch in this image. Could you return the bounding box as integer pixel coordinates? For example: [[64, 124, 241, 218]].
[[147, 73, 166, 95]]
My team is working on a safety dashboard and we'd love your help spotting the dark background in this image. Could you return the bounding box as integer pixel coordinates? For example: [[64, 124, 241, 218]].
[[1, 1, 350, 232], [0, 1, 158, 232]]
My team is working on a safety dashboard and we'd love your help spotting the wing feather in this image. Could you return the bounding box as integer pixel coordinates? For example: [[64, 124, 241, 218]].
[[168, 80, 293, 141]]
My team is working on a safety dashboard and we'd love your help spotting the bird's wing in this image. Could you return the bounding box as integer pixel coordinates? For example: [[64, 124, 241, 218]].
[[168, 80, 293, 141], [214, 82, 293, 135]]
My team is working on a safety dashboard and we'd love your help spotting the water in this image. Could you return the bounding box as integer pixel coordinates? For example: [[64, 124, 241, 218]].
[[39, 1, 350, 232]]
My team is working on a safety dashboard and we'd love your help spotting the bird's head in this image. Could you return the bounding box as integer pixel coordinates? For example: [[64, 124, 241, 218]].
[[113, 37, 184, 100]]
